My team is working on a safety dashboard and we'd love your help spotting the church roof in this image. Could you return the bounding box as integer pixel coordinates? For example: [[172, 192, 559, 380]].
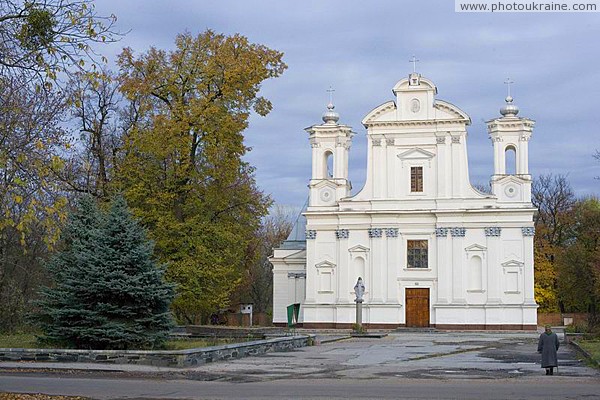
[[279, 198, 308, 250]]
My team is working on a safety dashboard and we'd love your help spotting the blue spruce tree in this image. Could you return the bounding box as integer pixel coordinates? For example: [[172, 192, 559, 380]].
[[34, 196, 174, 349]]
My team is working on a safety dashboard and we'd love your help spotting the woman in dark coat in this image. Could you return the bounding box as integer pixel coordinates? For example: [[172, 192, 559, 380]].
[[538, 324, 560, 375]]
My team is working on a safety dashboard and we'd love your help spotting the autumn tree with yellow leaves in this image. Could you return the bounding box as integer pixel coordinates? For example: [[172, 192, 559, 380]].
[[115, 31, 287, 323]]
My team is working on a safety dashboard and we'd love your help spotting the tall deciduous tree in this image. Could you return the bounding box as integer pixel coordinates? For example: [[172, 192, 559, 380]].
[[0, 74, 69, 331], [0, 0, 120, 86], [555, 198, 600, 329], [532, 173, 576, 312], [115, 30, 286, 323], [33, 196, 174, 349], [59, 69, 122, 198]]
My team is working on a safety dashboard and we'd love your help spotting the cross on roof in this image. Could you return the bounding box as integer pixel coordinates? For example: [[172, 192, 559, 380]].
[[409, 55, 419, 73], [504, 77, 514, 97], [327, 86, 335, 104]]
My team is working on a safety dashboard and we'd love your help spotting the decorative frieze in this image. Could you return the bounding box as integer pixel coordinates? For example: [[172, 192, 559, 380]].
[[386, 138, 395, 146], [484, 227, 502, 237], [288, 272, 306, 279], [372, 139, 381, 146], [368, 228, 382, 238], [435, 228, 448, 237], [305, 230, 317, 240], [385, 228, 399, 238], [450, 227, 466, 237], [521, 227, 535, 237], [451, 136, 461, 144], [335, 229, 350, 239], [436, 137, 446, 144]]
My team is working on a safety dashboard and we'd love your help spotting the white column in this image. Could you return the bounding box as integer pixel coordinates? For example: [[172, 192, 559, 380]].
[[494, 139, 505, 175], [304, 237, 317, 303], [436, 136, 448, 198], [523, 233, 535, 305], [370, 233, 384, 303], [451, 136, 462, 197], [386, 231, 398, 303], [373, 140, 383, 198], [436, 230, 450, 303], [486, 234, 501, 304], [334, 143, 344, 179], [336, 238, 349, 304], [451, 230, 466, 303], [383, 140, 392, 198]]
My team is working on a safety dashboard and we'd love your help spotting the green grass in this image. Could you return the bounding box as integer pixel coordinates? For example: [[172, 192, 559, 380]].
[[162, 337, 241, 350], [0, 333, 249, 350], [577, 339, 600, 364], [0, 333, 38, 348]]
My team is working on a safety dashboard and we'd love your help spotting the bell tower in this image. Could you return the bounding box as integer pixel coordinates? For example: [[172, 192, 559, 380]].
[[486, 79, 535, 203], [305, 94, 354, 207]]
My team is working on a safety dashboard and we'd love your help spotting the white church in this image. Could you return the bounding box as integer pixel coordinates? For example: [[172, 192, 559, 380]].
[[270, 71, 538, 330]]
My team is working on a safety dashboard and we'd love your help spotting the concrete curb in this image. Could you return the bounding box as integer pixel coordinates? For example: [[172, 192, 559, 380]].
[[317, 335, 352, 344], [0, 334, 315, 368], [569, 341, 600, 368]]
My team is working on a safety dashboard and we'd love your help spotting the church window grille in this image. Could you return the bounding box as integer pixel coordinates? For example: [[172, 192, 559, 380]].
[[411, 167, 423, 192], [407, 240, 428, 268]]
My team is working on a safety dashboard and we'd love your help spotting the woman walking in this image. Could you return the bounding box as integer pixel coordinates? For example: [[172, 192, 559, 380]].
[[538, 324, 560, 375]]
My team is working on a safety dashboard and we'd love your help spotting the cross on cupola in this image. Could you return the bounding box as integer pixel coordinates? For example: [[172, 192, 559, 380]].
[[327, 86, 335, 106], [500, 77, 519, 117], [504, 77, 514, 98], [322, 85, 340, 124]]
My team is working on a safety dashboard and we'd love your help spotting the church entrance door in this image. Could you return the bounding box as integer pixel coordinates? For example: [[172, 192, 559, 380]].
[[405, 288, 430, 327]]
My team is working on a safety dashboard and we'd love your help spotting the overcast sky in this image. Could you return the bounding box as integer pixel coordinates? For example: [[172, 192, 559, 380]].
[[94, 0, 600, 209]]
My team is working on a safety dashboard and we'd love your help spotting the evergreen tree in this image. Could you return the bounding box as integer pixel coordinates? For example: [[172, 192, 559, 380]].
[[33, 195, 174, 349]]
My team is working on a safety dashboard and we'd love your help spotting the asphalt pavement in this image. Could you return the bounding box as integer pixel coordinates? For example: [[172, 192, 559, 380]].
[[1, 330, 599, 399]]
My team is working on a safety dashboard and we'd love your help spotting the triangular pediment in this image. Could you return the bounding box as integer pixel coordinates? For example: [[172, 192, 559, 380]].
[[313, 180, 339, 190], [397, 147, 435, 160], [501, 259, 524, 268], [315, 260, 336, 269], [465, 244, 487, 252], [348, 244, 370, 253], [495, 175, 529, 185]]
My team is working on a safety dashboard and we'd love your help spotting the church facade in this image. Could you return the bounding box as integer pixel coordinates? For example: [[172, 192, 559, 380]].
[[270, 72, 537, 330]]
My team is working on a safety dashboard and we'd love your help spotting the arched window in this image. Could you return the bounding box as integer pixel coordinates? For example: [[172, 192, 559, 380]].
[[505, 146, 516, 175], [468, 256, 483, 291], [324, 151, 334, 178]]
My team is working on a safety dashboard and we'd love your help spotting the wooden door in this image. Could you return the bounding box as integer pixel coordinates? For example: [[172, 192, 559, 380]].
[[405, 288, 430, 327]]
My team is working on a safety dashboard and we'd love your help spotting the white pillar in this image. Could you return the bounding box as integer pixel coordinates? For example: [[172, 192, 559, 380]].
[[436, 230, 450, 303], [304, 238, 317, 303], [337, 238, 349, 304], [370, 233, 384, 302], [386, 231, 399, 303], [486, 234, 501, 304], [523, 234, 535, 305], [451, 230, 466, 303]]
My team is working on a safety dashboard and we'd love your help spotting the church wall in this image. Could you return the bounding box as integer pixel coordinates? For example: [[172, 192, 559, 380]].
[[277, 73, 538, 330]]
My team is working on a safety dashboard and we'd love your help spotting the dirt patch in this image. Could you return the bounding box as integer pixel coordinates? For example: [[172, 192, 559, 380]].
[[0, 394, 89, 400]]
